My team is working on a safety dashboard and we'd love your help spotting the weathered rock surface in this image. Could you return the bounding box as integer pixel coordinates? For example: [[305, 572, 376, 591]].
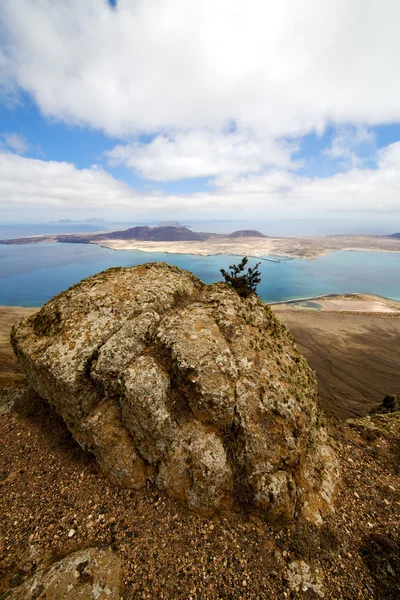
[[12, 262, 339, 521], [7, 547, 120, 599]]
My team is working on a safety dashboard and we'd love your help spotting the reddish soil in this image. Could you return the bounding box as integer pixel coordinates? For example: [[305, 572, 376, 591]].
[[1, 307, 399, 599]]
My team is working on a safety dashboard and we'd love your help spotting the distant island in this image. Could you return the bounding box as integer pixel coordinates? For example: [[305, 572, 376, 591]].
[[157, 220, 190, 228], [51, 218, 107, 224], [1, 225, 400, 260]]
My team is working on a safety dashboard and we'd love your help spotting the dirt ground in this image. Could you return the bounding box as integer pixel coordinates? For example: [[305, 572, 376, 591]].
[[0, 378, 398, 599], [274, 309, 400, 419], [0, 304, 399, 599], [0, 307, 36, 390]]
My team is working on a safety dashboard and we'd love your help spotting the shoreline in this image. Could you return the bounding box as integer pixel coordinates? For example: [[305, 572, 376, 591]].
[[1, 231, 400, 260], [91, 237, 400, 260], [92, 241, 296, 261]]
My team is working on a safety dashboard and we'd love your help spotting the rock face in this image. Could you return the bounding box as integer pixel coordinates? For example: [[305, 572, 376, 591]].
[[7, 547, 120, 599], [12, 263, 338, 522]]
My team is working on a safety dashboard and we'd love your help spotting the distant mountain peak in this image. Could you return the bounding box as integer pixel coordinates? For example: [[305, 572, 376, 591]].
[[51, 218, 106, 224], [227, 230, 267, 238], [106, 225, 209, 242]]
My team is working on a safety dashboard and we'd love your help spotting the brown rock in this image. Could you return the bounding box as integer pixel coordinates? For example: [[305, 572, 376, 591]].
[[7, 547, 121, 599], [370, 393, 400, 415], [11, 262, 339, 522]]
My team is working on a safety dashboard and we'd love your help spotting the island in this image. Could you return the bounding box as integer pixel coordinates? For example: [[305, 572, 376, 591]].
[[1, 226, 400, 259]]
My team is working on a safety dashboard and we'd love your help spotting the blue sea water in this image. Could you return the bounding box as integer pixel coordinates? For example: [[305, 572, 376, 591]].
[[0, 242, 399, 307], [0, 223, 110, 240]]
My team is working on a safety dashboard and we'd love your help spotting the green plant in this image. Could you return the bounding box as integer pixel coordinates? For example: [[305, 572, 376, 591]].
[[220, 257, 261, 298]]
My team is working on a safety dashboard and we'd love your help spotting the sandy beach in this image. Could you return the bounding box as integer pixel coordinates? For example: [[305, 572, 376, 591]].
[[271, 293, 400, 313]]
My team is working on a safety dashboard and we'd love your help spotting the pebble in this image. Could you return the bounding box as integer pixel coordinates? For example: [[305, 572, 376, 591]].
[[68, 528, 76, 538]]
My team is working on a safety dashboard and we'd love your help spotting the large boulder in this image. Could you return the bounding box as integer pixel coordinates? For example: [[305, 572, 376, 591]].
[[11, 263, 338, 522]]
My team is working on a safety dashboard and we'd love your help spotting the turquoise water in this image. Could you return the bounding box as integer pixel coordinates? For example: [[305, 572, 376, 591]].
[[0, 243, 399, 306]]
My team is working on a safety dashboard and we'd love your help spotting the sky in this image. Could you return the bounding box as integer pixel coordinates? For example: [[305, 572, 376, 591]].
[[0, 0, 400, 227]]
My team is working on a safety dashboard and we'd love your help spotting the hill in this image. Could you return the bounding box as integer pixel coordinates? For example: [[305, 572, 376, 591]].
[[104, 226, 209, 242], [227, 230, 267, 238]]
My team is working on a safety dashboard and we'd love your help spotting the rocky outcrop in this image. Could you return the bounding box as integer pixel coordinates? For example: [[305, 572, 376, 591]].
[[12, 263, 338, 522], [7, 547, 120, 599], [370, 393, 400, 415]]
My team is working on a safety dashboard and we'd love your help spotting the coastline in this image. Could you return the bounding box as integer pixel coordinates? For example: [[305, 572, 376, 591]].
[[1, 232, 400, 260], [91, 234, 400, 260]]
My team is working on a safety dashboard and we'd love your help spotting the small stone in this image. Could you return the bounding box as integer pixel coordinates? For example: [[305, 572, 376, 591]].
[[242, 580, 247, 587], [354, 492, 360, 499], [68, 529, 76, 538], [387, 564, 395, 576]]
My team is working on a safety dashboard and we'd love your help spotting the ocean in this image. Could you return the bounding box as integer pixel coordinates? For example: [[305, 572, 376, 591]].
[[1, 217, 399, 240], [0, 242, 399, 307]]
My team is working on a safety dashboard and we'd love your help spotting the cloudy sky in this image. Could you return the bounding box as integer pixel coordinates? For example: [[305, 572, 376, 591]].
[[1, 0, 400, 227]]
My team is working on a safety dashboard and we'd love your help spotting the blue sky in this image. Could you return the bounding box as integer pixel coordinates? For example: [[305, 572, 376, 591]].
[[1, 0, 400, 227]]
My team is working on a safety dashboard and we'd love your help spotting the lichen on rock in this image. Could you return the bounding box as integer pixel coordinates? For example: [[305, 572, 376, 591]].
[[7, 547, 121, 600], [11, 262, 339, 522]]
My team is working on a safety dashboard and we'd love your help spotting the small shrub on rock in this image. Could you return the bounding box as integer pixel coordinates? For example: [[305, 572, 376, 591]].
[[220, 257, 261, 298]]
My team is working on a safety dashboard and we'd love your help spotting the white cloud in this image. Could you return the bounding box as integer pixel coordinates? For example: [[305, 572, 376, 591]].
[[1, 0, 400, 137], [324, 126, 376, 168], [0, 152, 144, 219], [106, 129, 298, 181], [377, 141, 400, 169], [1, 145, 399, 224], [0, 132, 30, 154]]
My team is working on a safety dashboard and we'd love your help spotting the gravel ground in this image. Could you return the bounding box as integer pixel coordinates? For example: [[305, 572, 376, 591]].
[[0, 307, 399, 599], [1, 390, 399, 600]]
